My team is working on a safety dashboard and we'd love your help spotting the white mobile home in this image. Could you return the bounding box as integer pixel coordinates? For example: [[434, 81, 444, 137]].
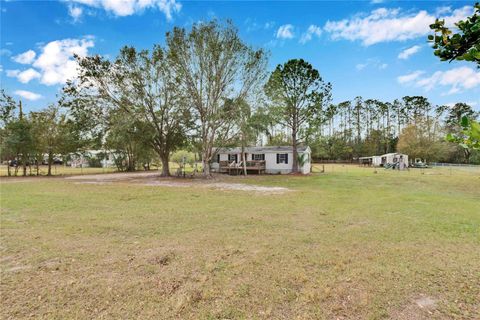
[[359, 153, 408, 169], [68, 150, 117, 168], [212, 146, 311, 174]]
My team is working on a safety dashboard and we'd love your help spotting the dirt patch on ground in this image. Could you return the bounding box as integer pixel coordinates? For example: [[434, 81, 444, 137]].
[[66, 171, 292, 194], [391, 295, 439, 319], [66, 171, 160, 181], [208, 182, 289, 193]]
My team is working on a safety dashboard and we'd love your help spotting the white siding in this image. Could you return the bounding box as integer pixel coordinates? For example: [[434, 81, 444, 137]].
[[265, 152, 292, 174], [301, 153, 311, 174], [213, 147, 311, 174]]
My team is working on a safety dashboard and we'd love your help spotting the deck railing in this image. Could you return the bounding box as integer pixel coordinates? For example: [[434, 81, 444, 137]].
[[219, 160, 266, 174]]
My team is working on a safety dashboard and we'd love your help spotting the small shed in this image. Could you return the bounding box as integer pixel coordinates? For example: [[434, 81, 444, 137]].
[[359, 153, 408, 169]]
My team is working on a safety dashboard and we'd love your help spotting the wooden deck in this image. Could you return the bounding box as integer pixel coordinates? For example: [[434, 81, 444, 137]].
[[219, 160, 266, 175]]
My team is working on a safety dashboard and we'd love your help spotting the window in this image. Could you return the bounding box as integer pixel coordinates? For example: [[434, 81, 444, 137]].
[[276, 153, 288, 164], [252, 154, 265, 161], [217, 154, 220, 163], [228, 154, 238, 163]]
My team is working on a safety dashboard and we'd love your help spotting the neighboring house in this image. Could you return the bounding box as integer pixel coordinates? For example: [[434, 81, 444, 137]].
[[359, 153, 408, 169], [67, 150, 117, 168], [212, 146, 311, 174]]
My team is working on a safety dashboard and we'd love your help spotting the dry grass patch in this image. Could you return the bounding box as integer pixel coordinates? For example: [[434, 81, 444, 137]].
[[1, 165, 479, 319]]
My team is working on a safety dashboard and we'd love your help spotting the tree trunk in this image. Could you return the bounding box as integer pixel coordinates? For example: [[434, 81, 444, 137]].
[[160, 155, 170, 177], [292, 128, 298, 173], [202, 148, 212, 178], [22, 158, 27, 177], [464, 149, 471, 164], [36, 158, 40, 176], [241, 143, 247, 176], [47, 151, 53, 176]]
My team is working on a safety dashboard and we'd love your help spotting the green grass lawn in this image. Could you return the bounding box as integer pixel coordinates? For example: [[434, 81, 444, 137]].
[[1, 165, 479, 319], [0, 164, 118, 177], [0, 162, 194, 177]]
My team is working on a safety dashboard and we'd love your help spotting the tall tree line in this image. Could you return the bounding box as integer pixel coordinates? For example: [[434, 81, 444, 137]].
[[2, 19, 479, 177], [304, 96, 479, 163]]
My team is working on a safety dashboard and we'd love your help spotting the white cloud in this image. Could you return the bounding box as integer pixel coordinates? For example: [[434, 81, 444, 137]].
[[356, 63, 367, 71], [12, 50, 37, 64], [324, 5, 474, 46], [69, 0, 181, 21], [7, 37, 95, 86], [276, 24, 294, 39], [397, 70, 425, 84], [0, 48, 12, 56], [356, 59, 387, 71], [264, 21, 275, 30], [7, 68, 41, 83], [68, 5, 84, 22], [299, 25, 322, 44], [32, 37, 95, 85], [14, 90, 43, 101], [398, 45, 422, 60], [6, 70, 19, 78], [398, 67, 480, 94], [435, 6, 451, 15]]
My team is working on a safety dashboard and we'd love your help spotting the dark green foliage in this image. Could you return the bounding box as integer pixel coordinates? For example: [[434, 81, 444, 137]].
[[428, 3, 480, 66], [446, 116, 480, 150]]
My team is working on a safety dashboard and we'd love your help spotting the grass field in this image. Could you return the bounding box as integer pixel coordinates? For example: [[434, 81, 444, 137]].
[[1, 165, 479, 319], [0, 164, 118, 177]]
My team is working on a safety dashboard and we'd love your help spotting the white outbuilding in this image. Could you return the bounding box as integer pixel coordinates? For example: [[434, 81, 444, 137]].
[[359, 153, 408, 169], [212, 146, 311, 174]]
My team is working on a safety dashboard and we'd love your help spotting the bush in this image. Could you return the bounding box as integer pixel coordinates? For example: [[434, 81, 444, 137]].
[[171, 150, 196, 167], [87, 156, 103, 168]]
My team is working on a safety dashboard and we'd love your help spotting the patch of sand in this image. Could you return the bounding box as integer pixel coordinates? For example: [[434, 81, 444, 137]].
[[391, 296, 438, 319], [208, 182, 289, 193], [415, 296, 436, 309], [66, 172, 291, 194], [66, 171, 160, 181]]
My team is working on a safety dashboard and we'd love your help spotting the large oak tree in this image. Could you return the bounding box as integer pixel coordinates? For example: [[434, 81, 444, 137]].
[[166, 20, 267, 177], [65, 45, 190, 176]]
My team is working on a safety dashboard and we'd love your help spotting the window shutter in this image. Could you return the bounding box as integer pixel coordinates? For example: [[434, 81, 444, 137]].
[[252, 154, 255, 160], [262, 154, 265, 161], [276, 154, 279, 164], [235, 154, 238, 163], [285, 154, 288, 164]]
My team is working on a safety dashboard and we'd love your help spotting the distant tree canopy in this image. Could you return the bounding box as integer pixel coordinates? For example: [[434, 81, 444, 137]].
[[428, 3, 480, 66]]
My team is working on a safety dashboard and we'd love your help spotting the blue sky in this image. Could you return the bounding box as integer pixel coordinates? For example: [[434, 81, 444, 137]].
[[1, 0, 479, 113]]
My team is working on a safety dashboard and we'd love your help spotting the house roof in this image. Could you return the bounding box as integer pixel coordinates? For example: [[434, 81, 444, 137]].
[[214, 146, 310, 154]]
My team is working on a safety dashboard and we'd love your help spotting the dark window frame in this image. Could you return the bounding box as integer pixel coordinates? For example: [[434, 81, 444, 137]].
[[277, 153, 288, 164], [252, 154, 265, 161]]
